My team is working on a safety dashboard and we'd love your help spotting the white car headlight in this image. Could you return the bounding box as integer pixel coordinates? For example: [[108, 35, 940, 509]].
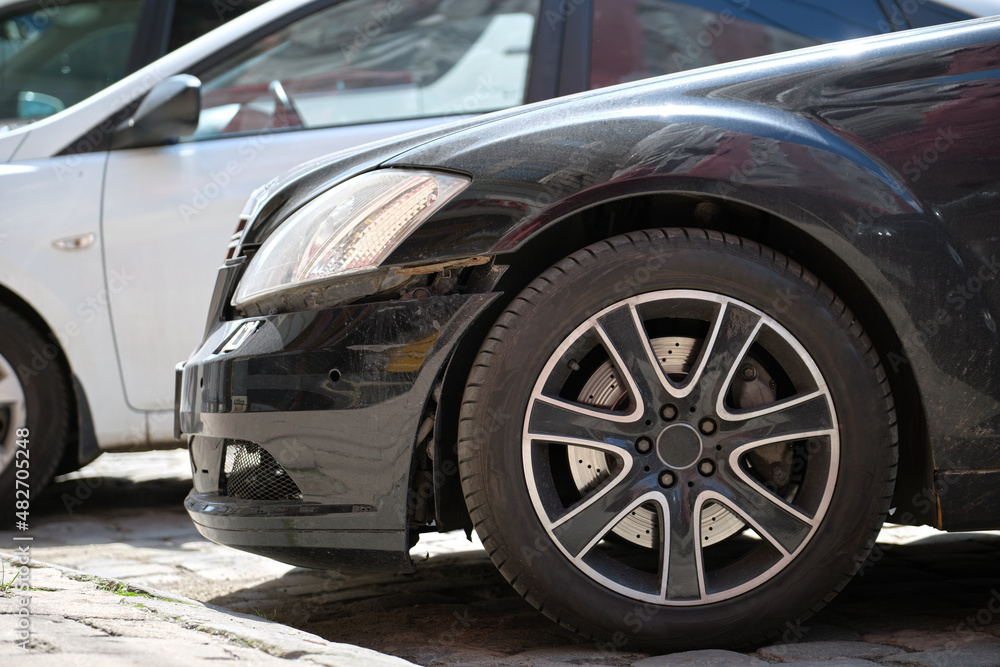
[[233, 169, 470, 307]]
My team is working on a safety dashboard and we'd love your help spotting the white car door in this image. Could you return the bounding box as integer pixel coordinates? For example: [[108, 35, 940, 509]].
[[99, 0, 538, 430]]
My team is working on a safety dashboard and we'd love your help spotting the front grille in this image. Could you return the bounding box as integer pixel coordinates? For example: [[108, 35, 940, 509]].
[[221, 440, 302, 501]]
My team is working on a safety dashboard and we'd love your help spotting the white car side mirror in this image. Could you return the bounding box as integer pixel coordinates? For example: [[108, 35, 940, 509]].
[[112, 74, 201, 150]]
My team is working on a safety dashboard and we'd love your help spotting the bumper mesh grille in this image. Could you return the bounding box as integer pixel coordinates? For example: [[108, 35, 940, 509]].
[[222, 440, 302, 501]]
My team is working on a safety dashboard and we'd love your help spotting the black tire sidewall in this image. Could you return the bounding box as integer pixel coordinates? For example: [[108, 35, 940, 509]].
[[462, 231, 894, 649], [0, 306, 69, 521]]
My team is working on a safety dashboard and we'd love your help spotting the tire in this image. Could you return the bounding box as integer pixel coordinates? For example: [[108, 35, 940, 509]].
[[0, 304, 70, 521], [457, 228, 897, 650]]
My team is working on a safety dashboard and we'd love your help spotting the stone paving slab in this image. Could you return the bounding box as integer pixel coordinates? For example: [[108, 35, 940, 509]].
[[881, 644, 1000, 667], [0, 557, 417, 666], [633, 649, 767, 665], [755, 640, 906, 662], [778, 661, 880, 667], [863, 628, 1000, 652]]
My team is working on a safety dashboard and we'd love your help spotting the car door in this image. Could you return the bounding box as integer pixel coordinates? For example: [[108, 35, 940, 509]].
[[100, 0, 543, 424]]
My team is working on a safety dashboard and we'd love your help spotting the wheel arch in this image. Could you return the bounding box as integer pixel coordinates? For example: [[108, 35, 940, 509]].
[[431, 191, 931, 532], [0, 283, 63, 357]]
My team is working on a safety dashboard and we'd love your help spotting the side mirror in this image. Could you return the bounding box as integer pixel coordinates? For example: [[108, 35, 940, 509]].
[[112, 74, 201, 149]]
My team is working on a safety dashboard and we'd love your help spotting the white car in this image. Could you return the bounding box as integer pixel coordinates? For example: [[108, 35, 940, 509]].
[[0, 0, 988, 502], [0, 0, 544, 500]]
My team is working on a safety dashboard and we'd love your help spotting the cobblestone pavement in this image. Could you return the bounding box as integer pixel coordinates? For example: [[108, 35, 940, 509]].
[[5, 451, 1000, 666], [0, 559, 418, 667]]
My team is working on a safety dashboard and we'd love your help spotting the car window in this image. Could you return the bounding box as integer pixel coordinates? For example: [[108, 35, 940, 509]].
[[167, 0, 270, 52], [590, 0, 886, 89], [0, 0, 145, 121], [192, 0, 539, 138]]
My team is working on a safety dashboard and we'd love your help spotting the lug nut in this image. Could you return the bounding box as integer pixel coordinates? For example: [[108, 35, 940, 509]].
[[658, 470, 676, 488], [741, 364, 757, 381], [699, 418, 718, 435], [698, 459, 716, 476], [635, 437, 653, 454], [661, 404, 678, 421]]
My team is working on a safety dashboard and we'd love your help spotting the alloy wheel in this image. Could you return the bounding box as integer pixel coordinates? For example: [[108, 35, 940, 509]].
[[521, 290, 839, 604]]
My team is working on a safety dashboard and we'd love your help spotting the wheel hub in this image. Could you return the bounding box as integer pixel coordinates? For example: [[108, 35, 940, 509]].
[[568, 336, 745, 549], [655, 423, 702, 469]]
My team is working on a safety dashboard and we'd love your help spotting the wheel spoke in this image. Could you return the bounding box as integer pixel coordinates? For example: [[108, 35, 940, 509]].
[[527, 395, 637, 451], [685, 302, 762, 404], [714, 477, 814, 554], [657, 493, 703, 600], [0, 371, 24, 407], [551, 476, 648, 557], [594, 302, 670, 406], [719, 391, 834, 452]]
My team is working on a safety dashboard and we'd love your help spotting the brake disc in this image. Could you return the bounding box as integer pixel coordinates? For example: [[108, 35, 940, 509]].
[[568, 336, 746, 549]]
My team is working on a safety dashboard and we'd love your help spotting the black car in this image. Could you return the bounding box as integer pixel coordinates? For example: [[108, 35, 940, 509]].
[[177, 16, 1000, 650], [4, 0, 978, 509]]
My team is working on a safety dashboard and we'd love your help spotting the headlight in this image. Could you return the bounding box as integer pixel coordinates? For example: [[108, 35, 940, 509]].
[[232, 169, 470, 306]]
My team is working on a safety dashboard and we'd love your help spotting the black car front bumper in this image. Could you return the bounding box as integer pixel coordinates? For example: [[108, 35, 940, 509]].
[[178, 292, 496, 571]]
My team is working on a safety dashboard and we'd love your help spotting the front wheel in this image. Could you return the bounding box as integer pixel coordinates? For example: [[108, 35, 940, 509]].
[[458, 229, 897, 650]]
